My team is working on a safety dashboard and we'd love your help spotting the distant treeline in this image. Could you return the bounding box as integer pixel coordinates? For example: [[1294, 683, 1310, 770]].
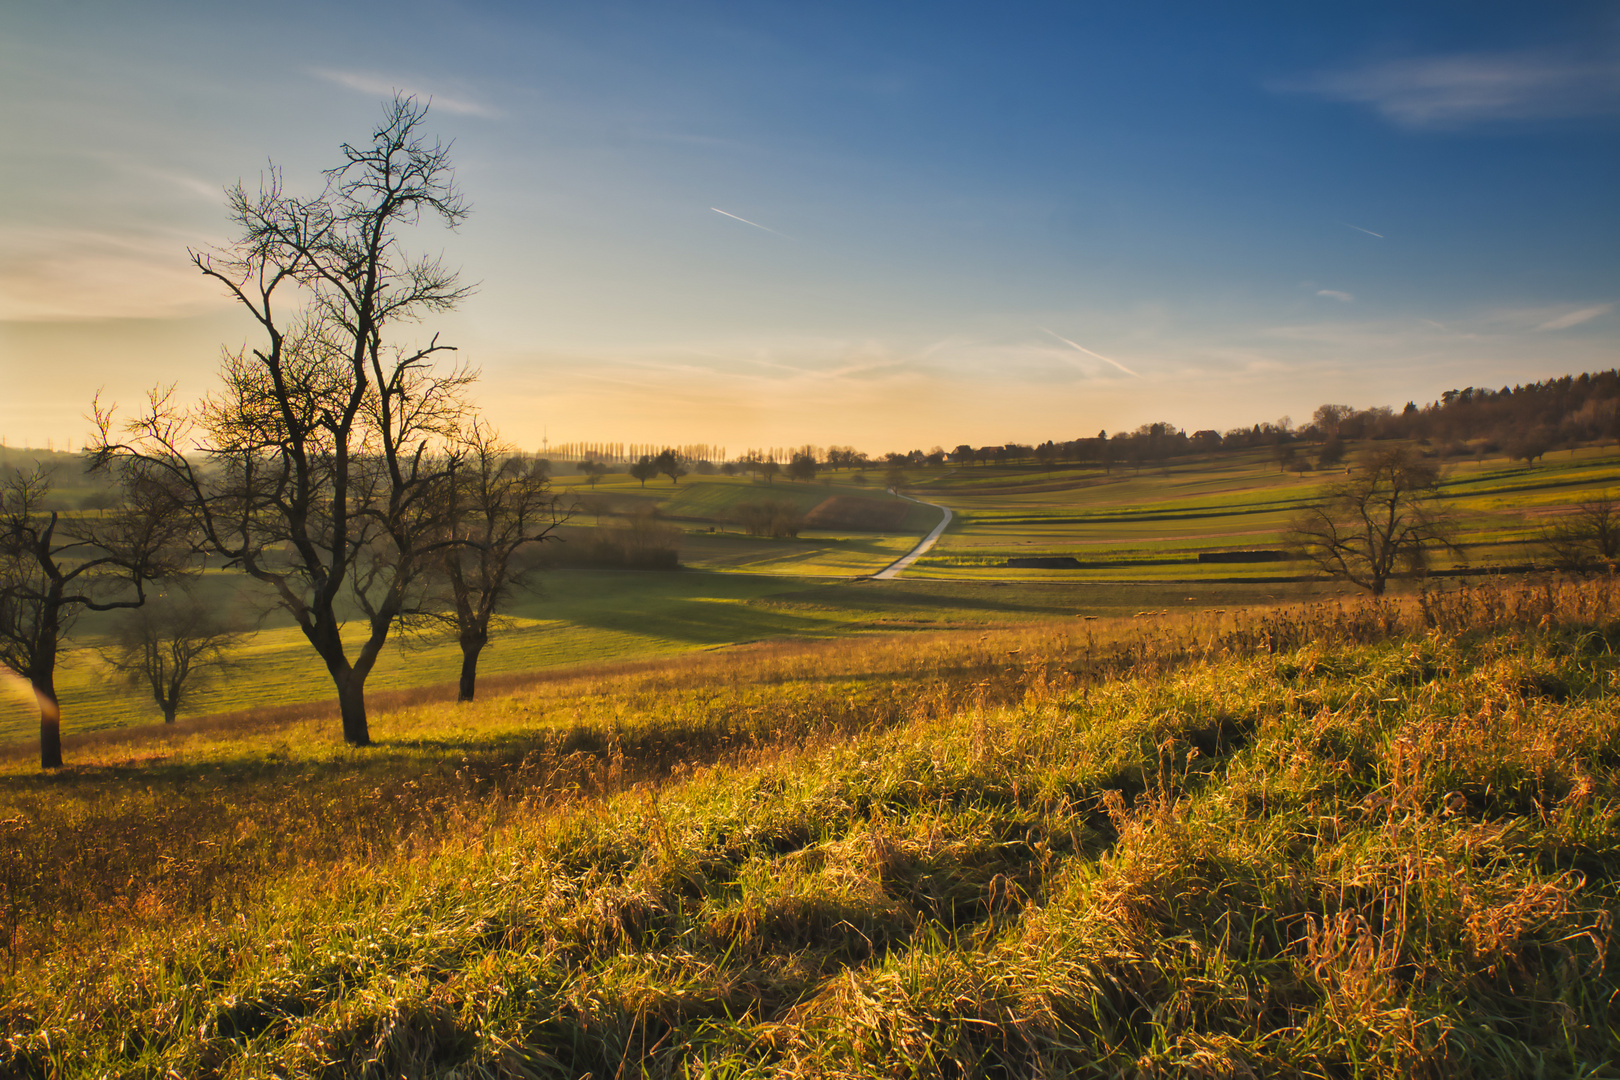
[[913, 368, 1620, 472], [538, 368, 1620, 477], [548, 442, 725, 464], [8, 369, 1618, 481]]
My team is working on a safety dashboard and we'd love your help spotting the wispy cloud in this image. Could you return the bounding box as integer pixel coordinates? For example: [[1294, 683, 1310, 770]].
[[1537, 302, 1614, 331], [710, 207, 792, 239], [1277, 48, 1620, 128], [309, 68, 497, 117], [1317, 289, 1355, 303], [1038, 327, 1141, 377], [1340, 222, 1383, 239], [0, 226, 223, 321]]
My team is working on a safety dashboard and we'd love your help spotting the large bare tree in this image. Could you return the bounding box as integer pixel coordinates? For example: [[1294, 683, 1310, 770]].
[[1288, 447, 1459, 596], [92, 96, 474, 746], [0, 466, 181, 768]]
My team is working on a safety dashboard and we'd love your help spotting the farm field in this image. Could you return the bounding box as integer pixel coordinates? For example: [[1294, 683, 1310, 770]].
[[3, 578, 1617, 1076], [908, 444, 1620, 581], [5, 442, 1617, 747]]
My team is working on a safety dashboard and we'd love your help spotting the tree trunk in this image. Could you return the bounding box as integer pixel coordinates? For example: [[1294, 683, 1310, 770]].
[[33, 676, 61, 770], [308, 619, 371, 746], [163, 705, 177, 724], [335, 674, 370, 746], [457, 639, 485, 702]]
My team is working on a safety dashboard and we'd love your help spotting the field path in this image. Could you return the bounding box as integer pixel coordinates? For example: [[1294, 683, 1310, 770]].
[[872, 492, 953, 580]]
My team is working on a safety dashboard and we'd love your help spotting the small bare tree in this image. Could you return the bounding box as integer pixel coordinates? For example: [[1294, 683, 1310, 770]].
[[102, 588, 248, 723], [0, 466, 181, 767], [629, 456, 659, 487], [787, 451, 818, 482], [428, 427, 564, 701], [1288, 447, 1459, 596], [653, 449, 688, 485], [1541, 494, 1620, 570], [93, 96, 474, 746]]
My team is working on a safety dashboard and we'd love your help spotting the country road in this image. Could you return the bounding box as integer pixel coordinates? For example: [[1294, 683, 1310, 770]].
[[872, 491, 953, 580]]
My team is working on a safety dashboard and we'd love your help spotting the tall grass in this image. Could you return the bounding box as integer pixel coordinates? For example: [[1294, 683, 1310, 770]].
[[2, 575, 1618, 1077]]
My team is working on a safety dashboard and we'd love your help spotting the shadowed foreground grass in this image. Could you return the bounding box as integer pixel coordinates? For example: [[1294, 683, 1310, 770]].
[[3, 578, 1620, 1077]]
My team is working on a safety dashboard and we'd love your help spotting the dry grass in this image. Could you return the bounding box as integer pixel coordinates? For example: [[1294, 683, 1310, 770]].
[[2, 575, 1618, 1077]]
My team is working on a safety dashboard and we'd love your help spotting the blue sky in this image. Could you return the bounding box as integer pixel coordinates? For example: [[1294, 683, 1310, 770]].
[[2, 1, 1616, 453]]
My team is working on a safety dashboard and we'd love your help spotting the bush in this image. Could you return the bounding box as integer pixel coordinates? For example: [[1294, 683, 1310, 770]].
[[733, 500, 804, 538], [535, 512, 681, 568]]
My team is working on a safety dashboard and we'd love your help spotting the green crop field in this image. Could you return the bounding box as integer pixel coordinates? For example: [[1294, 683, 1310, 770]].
[[904, 444, 1620, 581]]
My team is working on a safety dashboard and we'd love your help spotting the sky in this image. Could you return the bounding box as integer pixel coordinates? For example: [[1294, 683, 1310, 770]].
[[2, 1, 1617, 455]]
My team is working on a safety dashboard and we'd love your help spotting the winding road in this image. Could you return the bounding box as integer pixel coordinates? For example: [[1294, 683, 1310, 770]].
[[871, 491, 953, 580]]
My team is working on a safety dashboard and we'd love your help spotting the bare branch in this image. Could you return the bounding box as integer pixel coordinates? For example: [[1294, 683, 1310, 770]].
[[1288, 447, 1461, 596], [87, 93, 476, 748]]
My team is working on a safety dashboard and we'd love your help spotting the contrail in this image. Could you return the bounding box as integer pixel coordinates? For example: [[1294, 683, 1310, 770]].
[[1039, 327, 1141, 378], [711, 207, 792, 239], [1340, 222, 1384, 238]]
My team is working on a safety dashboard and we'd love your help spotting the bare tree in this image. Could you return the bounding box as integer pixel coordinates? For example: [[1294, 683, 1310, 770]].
[[1541, 494, 1620, 570], [1506, 429, 1552, 466], [428, 427, 563, 701], [92, 96, 473, 747], [1288, 447, 1459, 596], [1312, 404, 1354, 440], [628, 456, 659, 487], [787, 451, 817, 482], [101, 587, 247, 723], [653, 449, 688, 485], [0, 467, 181, 767], [575, 493, 613, 524], [733, 501, 804, 538]]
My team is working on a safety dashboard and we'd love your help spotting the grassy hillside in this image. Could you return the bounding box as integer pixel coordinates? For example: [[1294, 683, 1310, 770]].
[[7, 444, 1617, 748], [3, 577, 1618, 1076], [554, 473, 938, 532], [0, 570, 1349, 748]]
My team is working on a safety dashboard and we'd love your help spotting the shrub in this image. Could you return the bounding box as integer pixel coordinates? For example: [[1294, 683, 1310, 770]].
[[733, 500, 805, 538]]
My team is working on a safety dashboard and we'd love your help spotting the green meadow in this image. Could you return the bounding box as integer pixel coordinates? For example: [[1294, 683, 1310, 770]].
[[911, 444, 1620, 580], [6, 444, 1620, 746]]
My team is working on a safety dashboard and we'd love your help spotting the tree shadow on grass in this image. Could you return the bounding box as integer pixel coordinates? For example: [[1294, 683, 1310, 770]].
[[534, 594, 843, 645], [758, 580, 1084, 620]]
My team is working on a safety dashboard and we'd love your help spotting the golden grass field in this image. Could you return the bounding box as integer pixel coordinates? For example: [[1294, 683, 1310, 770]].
[[3, 576, 1619, 1076]]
